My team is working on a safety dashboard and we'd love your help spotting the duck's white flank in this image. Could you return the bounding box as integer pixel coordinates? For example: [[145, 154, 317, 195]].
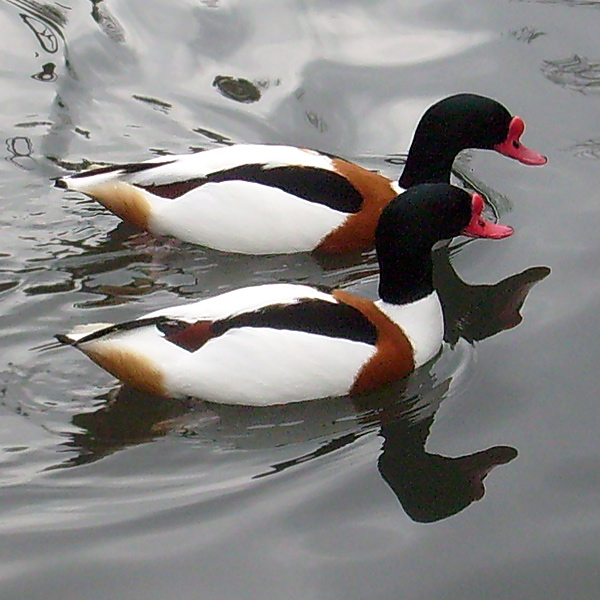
[[375, 291, 443, 368], [163, 328, 374, 405], [149, 180, 349, 254]]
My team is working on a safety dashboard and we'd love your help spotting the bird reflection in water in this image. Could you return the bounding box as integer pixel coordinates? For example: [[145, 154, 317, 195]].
[[59, 365, 516, 523], [434, 245, 551, 345], [251, 376, 518, 523], [374, 386, 518, 523]]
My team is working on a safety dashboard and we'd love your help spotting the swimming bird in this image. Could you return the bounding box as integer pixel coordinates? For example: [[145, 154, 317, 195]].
[[56, 183, 513, 406], [54, 93, 545, 255]]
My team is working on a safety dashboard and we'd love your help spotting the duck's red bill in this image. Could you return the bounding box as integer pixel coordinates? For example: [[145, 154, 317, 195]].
[[462, 193, 514, 240], [493, 116, 548, 166]]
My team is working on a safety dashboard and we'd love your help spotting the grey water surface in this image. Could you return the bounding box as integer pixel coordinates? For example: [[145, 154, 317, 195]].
[[0, 1, 599, 599]]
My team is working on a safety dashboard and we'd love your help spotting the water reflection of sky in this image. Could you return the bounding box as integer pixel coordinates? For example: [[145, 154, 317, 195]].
[[293, 6, 492, 66]]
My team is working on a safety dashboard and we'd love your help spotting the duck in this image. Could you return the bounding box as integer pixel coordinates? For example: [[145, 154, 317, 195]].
[[56, 183, 513, 406], [54, 93, 546, 255]]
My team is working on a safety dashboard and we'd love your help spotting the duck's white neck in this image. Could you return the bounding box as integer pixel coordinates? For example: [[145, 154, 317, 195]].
[[375, 292, 443, 368]]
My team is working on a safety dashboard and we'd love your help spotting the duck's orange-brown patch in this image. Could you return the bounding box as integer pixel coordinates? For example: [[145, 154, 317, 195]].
[[316, 159, 399, 254], [332, 289, 415, 394], [86, 182, 153, 230], [85, 345, 168, 397], [162, 320, 216, 352]]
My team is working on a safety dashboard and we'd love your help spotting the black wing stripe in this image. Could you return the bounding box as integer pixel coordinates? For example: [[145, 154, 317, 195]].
[[69, 160, 176, 179], [139, 164, 364, 213], [63, 316, 172, 345], [140, 177, 207, 199], [212, 298, 377, 345]]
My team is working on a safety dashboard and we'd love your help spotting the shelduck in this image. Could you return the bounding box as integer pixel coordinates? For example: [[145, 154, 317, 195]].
[[54, 93, 546, 255], [56, 183, 513, 406]]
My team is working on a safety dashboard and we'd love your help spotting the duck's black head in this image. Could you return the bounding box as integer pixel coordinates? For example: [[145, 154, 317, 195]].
[[399, 93, 547, 189], [376, 183, 513, 304]]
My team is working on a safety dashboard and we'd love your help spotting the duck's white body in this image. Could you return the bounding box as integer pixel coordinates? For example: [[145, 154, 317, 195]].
[[61, 283, 442, 406], [60, 145, 399, 254]]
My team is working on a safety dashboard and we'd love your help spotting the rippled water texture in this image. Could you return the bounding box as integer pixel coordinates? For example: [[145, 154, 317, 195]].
[[1, 1, 599, 599]]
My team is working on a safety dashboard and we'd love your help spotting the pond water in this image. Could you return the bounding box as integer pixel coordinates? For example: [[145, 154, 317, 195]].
[[1, 1, 599, 599]]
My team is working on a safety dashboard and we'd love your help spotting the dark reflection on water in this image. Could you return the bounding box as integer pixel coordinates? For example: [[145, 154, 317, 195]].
[[59, 387, 198, 466], [252, 373, 519, 523], [56, 370, 518, 524], [6, 0, 67, 81], [213, 75, 263, 103], [31, 61, 57, 82], [132, 94, 173, 114], [569, 138, 600, 159], [375, 397, 517, 523], [90, 0, 126, 43], [19, 8, 63, 53], [542, 55, 600, 93], [434, 246, 551, 345], [25, 220, 163, 306], [190, 127, 234, 146], [5, 136, 35, 170], [509, 27, 546, 44]]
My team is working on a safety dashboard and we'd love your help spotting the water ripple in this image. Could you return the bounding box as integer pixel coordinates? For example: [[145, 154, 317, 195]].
[[542, 55, 600, 94]]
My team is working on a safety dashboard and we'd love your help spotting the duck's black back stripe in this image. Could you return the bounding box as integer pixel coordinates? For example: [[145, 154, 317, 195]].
[[139, 164, 365, 213], [156, 298, 378, 352], [213, 298, 378, 343]]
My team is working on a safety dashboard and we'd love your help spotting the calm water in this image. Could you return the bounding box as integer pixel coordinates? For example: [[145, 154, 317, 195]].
[[1, 1, 599, 598]]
